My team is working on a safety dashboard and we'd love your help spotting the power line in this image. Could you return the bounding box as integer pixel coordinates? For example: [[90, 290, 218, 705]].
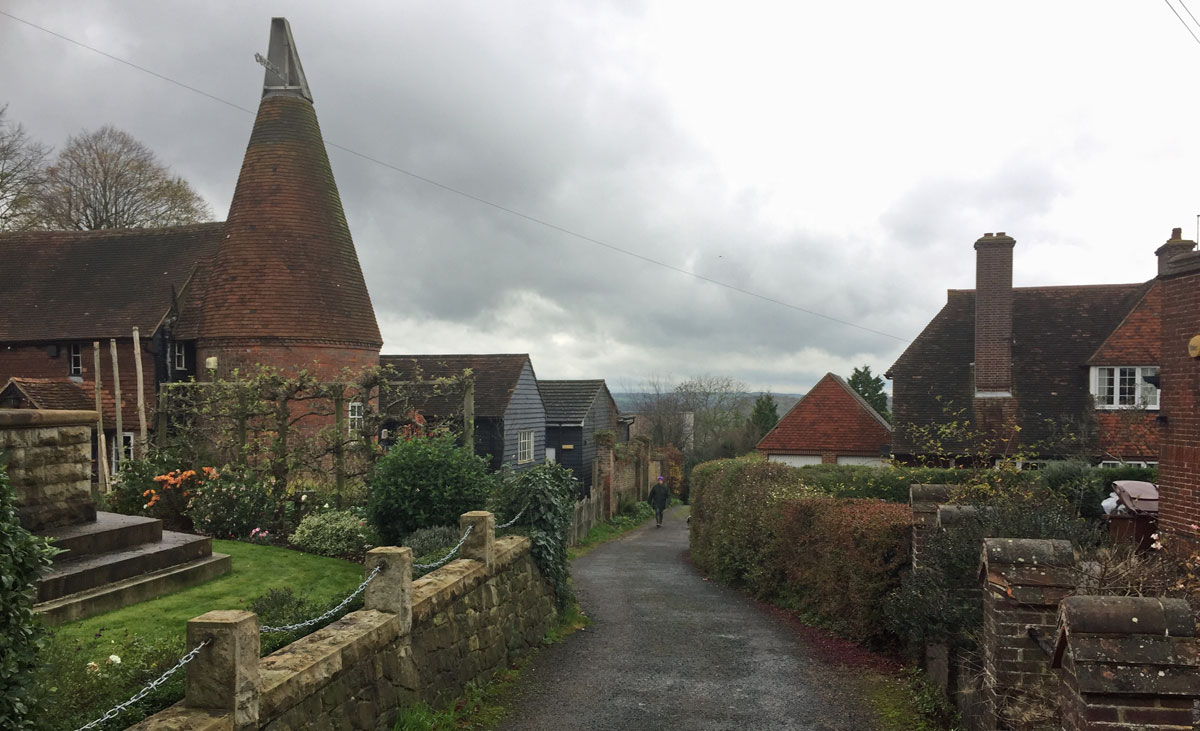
[[0, 8, 911, 344], [1163, 0, 1200, 47], [1181, 0, 1200, 34]]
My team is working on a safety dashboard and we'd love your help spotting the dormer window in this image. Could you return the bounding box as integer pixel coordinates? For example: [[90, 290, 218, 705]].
[[1092, 366, 1159, 410]]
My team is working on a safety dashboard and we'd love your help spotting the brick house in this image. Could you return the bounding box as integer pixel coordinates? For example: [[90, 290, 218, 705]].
[[756, 372, 892, 466], [0, 18, 381, 471], [887, 230, 1185, 465], [379, 355, 547, 472]]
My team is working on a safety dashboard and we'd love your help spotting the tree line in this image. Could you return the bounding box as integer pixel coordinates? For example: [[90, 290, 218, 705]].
[[0, 107, 211, 232]]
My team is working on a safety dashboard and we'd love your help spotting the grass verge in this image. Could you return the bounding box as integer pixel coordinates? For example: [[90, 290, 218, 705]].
[[865, 667, 961, 731], [567, 499, 684, 561]]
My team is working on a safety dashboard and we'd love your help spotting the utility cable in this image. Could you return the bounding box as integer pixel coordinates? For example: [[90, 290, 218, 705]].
[[1163, 0, 1200, 48], [0, 8, 911, 343]]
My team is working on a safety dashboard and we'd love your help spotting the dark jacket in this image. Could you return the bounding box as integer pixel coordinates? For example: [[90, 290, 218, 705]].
[[648, 482, 670, 510]]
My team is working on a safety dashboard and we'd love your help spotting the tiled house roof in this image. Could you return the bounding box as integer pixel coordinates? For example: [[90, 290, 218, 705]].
[[757, 373, 891, 456], [539, 380, 609, 426], [1, 377, 93, 411], [0, 224, 223, 341], [186, 91, 381, 347], [380, 354, 532, 419], [887, 283, 1149, 455]]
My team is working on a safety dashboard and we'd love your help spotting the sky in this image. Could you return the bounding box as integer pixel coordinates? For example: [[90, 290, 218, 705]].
[[3, 1, 1199, 394]]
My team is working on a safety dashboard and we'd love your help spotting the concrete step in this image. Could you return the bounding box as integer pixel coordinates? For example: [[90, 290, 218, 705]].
[[37, 530, 213, 603], [42, 511, 163, 560], [35, 552, 232, 626]]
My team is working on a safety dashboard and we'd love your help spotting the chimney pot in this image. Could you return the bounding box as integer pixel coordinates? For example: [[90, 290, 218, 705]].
[[984, 233, 993, 238], [1172, 227, 1183, 240]]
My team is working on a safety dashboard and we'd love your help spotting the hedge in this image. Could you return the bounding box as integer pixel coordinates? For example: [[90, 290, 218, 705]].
[[689, 456, 910, 646]]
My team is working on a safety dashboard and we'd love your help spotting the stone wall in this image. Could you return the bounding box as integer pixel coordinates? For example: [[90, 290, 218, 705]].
[[129, 512, 557, 730], [0, 409, 97, 531]]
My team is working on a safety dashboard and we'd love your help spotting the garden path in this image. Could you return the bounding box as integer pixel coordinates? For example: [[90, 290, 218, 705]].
[[496, 506, 882, 730]]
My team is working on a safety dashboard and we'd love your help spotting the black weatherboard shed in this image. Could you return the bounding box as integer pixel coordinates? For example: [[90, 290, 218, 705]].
[[540, 380, 623, 489], [380, 354, 546, 471]]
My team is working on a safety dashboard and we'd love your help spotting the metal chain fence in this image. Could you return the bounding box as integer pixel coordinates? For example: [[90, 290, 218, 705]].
[[74, 639, 212, 731], [497, 507, 525, 530], [413, 524, 473, 571], [260, 565, 382, 634]]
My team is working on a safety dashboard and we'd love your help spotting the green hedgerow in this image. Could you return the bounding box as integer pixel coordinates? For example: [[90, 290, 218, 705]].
[[289, 509, 379, 560], [368, 434, 494, 545], [0, 464, 58, 730]]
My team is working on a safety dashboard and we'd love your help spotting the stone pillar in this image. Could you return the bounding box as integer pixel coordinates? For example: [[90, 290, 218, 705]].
[[910, 484, 952, 568], [1053, 596, 1200, 731], [596, 444, 615, 519], [460, 511, 495, 568], [185, 610, 259, 730], [980, 538, 1076, 730], [0, 410, 98, 531], [365, 546, 413, 633]]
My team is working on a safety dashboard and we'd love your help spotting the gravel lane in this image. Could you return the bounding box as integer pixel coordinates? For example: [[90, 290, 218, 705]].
[[496, 506, 881, 730]]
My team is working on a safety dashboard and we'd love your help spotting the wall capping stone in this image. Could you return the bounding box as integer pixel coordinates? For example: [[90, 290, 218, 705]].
[[0, 409, 99, 428]]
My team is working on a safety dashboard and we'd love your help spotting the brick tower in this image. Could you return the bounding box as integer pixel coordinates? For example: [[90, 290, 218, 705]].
[[194, 18, 382, 380]]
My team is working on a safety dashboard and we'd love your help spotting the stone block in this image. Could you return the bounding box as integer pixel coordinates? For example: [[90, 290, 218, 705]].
[[186, 610, 260, 730], [459, 511, 495, 567], [365, 547, 413, 633]]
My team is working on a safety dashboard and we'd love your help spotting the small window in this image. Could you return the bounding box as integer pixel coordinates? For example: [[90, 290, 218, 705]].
[[111, 432, 134, 469], [172, 341, 187, 371], [68, 344, 83, 376], [1093, 366, 1159, 410], [517, 429, 534, 464], [348, 400, 364, 434]]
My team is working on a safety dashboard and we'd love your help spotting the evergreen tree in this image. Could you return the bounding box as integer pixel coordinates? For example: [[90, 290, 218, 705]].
[[848, 365, 890, 422], [748, 392, 779, 439]]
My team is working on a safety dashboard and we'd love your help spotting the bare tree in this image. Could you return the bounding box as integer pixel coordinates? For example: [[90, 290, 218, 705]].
[[0, 107, 49, 231], [675, 374, 751, 459], [629, 375, 693, 449], [34, 125, 211, 230]]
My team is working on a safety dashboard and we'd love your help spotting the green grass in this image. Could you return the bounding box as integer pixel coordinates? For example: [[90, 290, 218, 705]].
[[53, 539, 364, 653], [865, 667, 961, 731], [567, 499, 683, 561]]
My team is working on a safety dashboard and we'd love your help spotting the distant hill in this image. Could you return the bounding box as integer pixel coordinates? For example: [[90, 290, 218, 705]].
[[612, 392, 806, 417]]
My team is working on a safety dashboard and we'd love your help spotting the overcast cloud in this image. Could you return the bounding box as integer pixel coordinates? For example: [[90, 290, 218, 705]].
[[3, 2, 1198, 393]]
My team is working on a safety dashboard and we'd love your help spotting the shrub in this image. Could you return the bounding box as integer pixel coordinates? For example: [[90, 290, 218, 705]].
[[1037, 461, 1157, 519], [105, 449, 189, 524], [403, 525, 460, 558], [368, 434, 494, 545], [0, 465, 57, 731], [490, 462, 577, 608], [187, 465, 278, 540], [288, 509, 378, 560], [795, 464, 979, 503]]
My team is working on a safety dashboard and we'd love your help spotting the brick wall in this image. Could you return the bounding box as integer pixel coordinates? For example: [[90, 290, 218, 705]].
[[0, 409, 97, 531], [1157, 253, 1200, 541], [974, 233, 1016, 394], [196, 340, 379, 383], [129, 512, 556, 730]]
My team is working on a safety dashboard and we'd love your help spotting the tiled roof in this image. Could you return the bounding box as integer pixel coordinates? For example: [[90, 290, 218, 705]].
[[539, 380, 608, 426], [757, 373, 891, 455], [1, 377, 93, 411], [380, 354, 531, 419], [193, 93, 381, 347], [888, 283, 1148, 454], [0, 224, 223, 341]]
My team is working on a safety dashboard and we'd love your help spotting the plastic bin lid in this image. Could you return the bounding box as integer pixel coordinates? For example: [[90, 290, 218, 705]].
[[1112, 480, 1159, 514]]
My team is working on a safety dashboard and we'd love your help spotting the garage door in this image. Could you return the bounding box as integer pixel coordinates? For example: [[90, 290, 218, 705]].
[[836, 456, 887, 467], [767, 454, 822, 467]]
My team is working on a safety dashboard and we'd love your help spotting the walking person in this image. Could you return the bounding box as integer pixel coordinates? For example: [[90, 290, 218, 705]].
[[648, 475, 670, 527]]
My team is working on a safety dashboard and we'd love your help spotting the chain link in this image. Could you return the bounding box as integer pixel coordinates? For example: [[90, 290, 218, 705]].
[[260, 565, 382, 634], [413, 524, 473, 570], [497, 507, 525, 530], [75, 639, 211, 731]]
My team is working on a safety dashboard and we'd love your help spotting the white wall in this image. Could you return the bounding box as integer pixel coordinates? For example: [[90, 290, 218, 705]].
[[767, 454, 822, 467], [836, 455, 888, 467]]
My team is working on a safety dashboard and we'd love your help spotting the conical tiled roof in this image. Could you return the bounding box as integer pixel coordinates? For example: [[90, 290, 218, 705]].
[[196, 19, 381, 347]]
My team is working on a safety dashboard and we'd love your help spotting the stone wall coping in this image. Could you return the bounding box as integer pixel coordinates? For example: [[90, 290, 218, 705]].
[[0, 409, 99, 428], [1058, 595, 1194, 638], [910, 484, 953, 507], [935, 504, 978, 528], [258, 609, 399, 719], [982, 537, 1075, 568], [411, 536, 528, 624], [124, 703, 232, 730]]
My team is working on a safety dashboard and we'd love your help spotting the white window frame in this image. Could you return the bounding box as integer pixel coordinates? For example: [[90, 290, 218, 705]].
[[1099, 460, 1158, 469], [517, 429, 534, 464], [68, 344, 83, 376], [1091, 366, 1159, 410], [172, 341, 187, 371], [111, 431, 134, 469], [348, 400, 364, 434]]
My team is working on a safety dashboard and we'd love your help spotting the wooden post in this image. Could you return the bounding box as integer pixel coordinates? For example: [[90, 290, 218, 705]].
[[109, 339, 123, 471], [93, 341, 110, 492], [131, 326, 148, 458], [463, 381, 475, 454]]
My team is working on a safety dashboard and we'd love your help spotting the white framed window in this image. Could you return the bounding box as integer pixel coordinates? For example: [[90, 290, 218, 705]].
[[517, 429, 534, 464], [68, 344, 83, 376], [1099, 460, 1158, 468], [348, 401, 364, 434], [172, 341, 187, 371], [1091, 366, 1159, 410], [111, 432, 134, 469]]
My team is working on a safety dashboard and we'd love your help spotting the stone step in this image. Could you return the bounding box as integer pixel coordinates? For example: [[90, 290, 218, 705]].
[[35, 552, 232, 626], [37, 530, 214, 603], [42, 511, 163, 560]]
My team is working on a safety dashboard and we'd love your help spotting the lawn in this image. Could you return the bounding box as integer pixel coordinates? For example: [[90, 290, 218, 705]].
[[38, 539, 364, 731], [53, 539, 365, 653]]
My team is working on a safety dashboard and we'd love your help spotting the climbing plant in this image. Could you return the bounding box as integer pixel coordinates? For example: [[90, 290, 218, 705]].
[[491, 462, 576, 609]]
